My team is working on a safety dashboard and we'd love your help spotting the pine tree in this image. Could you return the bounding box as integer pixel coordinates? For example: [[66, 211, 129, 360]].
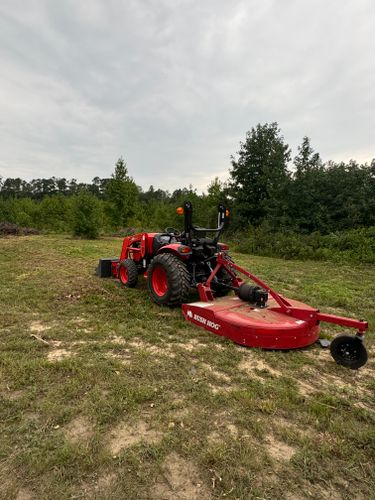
[[230, 123, 291, 227], [106, 157, 139, 228], [291, 137, 325, 232]]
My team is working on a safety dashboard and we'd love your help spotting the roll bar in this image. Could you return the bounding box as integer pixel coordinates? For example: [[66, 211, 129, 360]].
[[182, 201, 227, 244]]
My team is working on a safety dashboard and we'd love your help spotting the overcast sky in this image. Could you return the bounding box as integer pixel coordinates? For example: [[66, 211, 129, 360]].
[[0, 0, 374, 192]]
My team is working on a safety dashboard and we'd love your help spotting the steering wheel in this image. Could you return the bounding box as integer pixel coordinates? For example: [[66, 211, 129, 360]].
[[165, 227, 181, 237]]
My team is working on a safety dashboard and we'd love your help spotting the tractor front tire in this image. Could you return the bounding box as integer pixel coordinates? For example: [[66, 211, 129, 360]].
[[147, 253, 190, 306], [118, 259, 138, 288]]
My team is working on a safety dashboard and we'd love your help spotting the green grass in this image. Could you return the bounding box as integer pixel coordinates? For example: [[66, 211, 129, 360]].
[[0, 235, 374, 499]]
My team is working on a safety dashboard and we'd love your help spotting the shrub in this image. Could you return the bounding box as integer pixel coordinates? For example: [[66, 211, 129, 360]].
[[71, 190, 102, 239], [233, 226, 375, 264], [37, 195, 71, 232]]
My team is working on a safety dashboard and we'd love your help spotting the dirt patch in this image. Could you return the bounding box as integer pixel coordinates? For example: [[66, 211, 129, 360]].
[[226, 423, 239, 438], [104, 351, 132, 365], [353, 401, 374, 412], [208, 422, 239, 446], [266, 435, 295, 461], [128, 338, 176, 359], [16, 488, 33, 500], [156, 311, 175, 317], [108, 420, 164, 454], [239, 355, 282, 378], [0, 388, 24, 401], [273, 417, 305, 435], [153, 453, 210, 499], [207, 382, 238, 395], [207, 413, 242, 446], [47, 348, 73, 361], [296, 367, 372, 400], [179, 338, 208, 352], [81, 472, 117, 497], [94, 472, 117, 491], [168, 396, 190, 423], [30, 321, 49, 333], [110, 335, 128, 345], [64, 416, 93, 444], [297, 379, 317, 397], [286, 481, 343, 500], [200, 362, 231, 382], [72, 317, 88, 325]]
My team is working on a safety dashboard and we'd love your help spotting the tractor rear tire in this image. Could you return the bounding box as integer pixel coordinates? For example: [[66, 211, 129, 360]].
[[118, 259, 138, 288], [147, 253, 190, 306]]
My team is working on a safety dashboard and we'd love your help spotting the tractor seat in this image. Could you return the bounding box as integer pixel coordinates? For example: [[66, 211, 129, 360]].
[[152, 233, 178, 253]]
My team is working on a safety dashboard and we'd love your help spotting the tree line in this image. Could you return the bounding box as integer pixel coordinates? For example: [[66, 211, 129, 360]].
[[1, 122, 374, 240]]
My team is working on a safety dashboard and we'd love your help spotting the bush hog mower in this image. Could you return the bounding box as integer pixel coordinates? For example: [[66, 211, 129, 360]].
[[98, 201, 369, 369]]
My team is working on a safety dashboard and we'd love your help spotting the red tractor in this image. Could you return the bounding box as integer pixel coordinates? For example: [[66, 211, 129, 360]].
[[98, 201, 369, 369], [97, 201, 233, 305]]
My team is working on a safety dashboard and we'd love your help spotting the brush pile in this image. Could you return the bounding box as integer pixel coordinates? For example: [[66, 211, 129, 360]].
[[0, 221, 40, 236]]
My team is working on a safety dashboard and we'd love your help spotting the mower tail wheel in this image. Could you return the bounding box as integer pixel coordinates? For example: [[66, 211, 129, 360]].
[[330, 334, 368, 369], [118, 259, 138, 288], [147, 253, 190, 306]]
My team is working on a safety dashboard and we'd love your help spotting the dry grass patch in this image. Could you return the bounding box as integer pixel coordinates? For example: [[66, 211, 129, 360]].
[[104, 351, 132, 365], [108, 420, 164, 455], [0, 388, 24, 401], [207, 424, 240, 446], [296, 379, 317, 397], [47, 348, 74, 361], [29, 320, 50, 333], [296, 365, 374, 400], [239, 354, 283, 378], [266, 434, 295, 461], [128, 338, 177, 358], [200, 362, 231, 382], [15, 488, 33, 500], [153, 452, 210, 500], [178, 338, 208, 352], [286, 481, 343, 500], [80, 472, 117, 498], [207, 381, 239, 395], [64, 416, 93, 445]]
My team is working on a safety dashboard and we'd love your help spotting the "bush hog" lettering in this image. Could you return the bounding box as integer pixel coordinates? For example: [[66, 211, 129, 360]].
[[186, 310, 221, 330]]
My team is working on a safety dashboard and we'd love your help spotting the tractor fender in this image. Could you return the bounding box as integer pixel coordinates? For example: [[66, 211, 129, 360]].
[[157, 244, 191, 260]]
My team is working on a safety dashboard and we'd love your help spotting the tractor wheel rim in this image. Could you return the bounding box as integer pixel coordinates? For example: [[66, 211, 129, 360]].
[[338, 341, 359, 361], [120, 267, 128, 283], [152, 266, 168, 296]]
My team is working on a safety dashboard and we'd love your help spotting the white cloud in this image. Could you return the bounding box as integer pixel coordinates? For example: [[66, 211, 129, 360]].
[[0, 0, 374, 192]]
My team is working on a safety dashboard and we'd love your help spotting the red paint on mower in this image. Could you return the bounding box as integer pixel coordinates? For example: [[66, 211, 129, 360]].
[[182, 296, 320, 350], [182, 252, 368, 356]]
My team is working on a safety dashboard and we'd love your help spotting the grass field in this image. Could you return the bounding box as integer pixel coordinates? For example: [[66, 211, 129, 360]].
[[0, 235, 374, 500]]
